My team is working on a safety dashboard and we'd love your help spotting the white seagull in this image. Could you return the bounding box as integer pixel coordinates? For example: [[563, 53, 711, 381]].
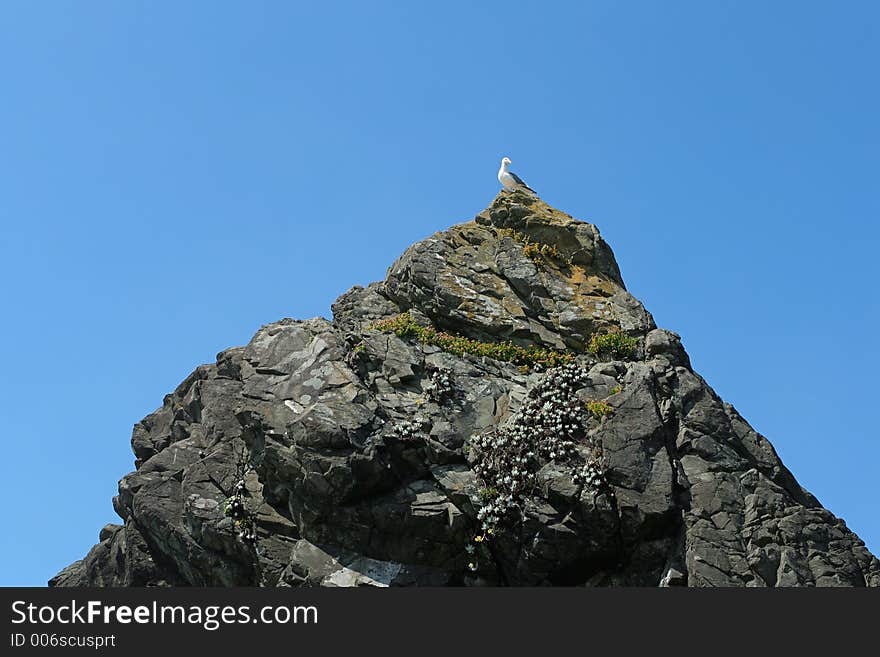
[[497, 157, 535, 193]]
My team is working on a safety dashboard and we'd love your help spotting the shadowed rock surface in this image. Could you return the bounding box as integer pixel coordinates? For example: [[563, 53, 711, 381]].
[[51, 190, 879, 587]]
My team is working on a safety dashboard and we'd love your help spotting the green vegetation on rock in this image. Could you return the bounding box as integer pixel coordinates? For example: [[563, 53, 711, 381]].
[[588, 330, 639, 359], [500, 228, 561, 262], [586, 400, 614, 417], [478, 487, 499, 502], [370, 312, 574, 369]]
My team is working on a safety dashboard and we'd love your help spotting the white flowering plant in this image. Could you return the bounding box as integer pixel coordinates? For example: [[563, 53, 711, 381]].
[[465, 362, 613, 572]]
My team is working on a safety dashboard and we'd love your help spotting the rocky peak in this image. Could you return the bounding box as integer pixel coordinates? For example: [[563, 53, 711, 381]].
[[51, 191, 879, 587], [337, 189, 653, 352]]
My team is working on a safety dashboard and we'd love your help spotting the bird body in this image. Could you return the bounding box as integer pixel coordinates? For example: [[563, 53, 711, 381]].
[[497, 157, 535, 192]]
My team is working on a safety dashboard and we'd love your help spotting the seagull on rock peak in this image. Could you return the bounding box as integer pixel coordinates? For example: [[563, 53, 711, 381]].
[[497, 157, 535, 193]]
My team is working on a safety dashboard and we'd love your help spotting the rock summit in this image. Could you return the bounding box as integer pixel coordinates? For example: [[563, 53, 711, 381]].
[[52, 190, 879, 587]]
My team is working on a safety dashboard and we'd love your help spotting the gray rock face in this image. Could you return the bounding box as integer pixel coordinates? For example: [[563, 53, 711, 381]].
[[51, 190, 879, 587]]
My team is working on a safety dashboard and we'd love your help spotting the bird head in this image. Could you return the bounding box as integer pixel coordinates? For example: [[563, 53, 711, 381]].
[[501, 157, 512, 167]]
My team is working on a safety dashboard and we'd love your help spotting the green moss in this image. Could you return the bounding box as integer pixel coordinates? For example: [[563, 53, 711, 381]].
[[588, 330, 639, 359], [478, 487, 499, 502], [370, 312, 574, 369], [586, 400, 613, 417], [500, 228, 561, 262]]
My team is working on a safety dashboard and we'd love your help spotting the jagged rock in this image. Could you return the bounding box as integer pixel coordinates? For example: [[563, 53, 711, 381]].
[[52, 189, 879, 587]]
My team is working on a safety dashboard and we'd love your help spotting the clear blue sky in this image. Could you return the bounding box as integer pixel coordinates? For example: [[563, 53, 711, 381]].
[[1, 2, 877, 586]]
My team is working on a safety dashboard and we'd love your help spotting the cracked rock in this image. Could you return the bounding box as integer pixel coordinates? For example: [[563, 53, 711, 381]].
[[51, 189, 879, 587]]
